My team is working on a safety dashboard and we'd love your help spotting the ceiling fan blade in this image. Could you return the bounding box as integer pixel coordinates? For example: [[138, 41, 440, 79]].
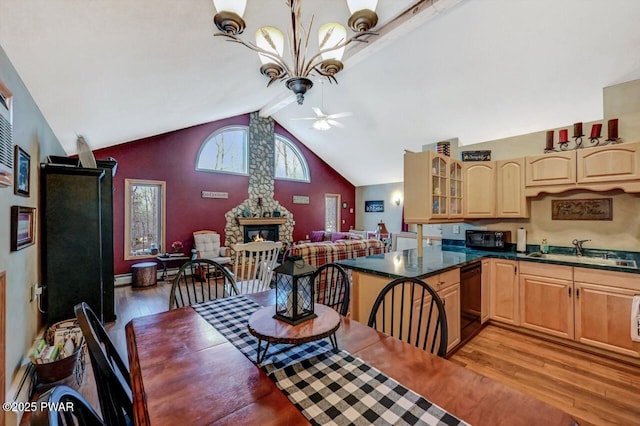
[[290, 117, 319, 121], [327, 119, 344, 128], [327, 112, 353, 119], [312, 107, 325, 117]]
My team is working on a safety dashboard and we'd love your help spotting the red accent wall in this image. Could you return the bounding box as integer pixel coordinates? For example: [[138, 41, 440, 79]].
[[93, 114, 355, 275]]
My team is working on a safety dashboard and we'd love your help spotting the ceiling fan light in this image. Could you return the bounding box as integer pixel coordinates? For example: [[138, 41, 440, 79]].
[[255, 26, 284, 65], [212, 0, 247, 17], [318, 23, 347, 61], [312, 119, 331, 131], [346, 0, 378, 15]]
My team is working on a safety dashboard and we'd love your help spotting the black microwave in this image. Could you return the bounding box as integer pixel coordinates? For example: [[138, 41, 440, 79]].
[[465, 230, 511, 251]]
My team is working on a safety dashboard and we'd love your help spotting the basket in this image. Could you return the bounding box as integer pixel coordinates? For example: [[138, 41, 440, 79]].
[[32, 319, 85, 384]]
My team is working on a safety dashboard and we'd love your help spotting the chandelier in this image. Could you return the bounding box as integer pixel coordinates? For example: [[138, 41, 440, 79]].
[[212, 0, 379, 105]]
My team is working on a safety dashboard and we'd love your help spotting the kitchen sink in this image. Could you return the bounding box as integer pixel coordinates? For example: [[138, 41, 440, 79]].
[[526, 252, 638, 269]]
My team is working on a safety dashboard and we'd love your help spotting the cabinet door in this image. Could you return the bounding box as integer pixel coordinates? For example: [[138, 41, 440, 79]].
[[525, 151, 576, 186], [431, 155, 449, 218], [496, 158, 528, 218], [490, 259, 519, 325], [574, 282, 640, 358], [404, 151, 432, 223], [449, 160, 463, 219], [520, 274, 574, 339], [577, 142, 640, 183], [439, 283, 461, 353], [463, 162, 496, 217], [481, 259, 491, 323]]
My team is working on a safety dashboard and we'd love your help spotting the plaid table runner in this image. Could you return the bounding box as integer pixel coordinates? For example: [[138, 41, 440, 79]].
[[269, 350, 468, 426], [194, 296, 468, 426], [193, 295, 333, 371]]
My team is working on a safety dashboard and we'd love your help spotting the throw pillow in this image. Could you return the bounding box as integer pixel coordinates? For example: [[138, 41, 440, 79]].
[[310, 230, 325, 243], [331, 232, 348, 242]]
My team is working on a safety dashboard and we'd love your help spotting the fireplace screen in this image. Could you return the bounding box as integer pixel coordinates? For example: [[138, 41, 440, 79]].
[[244, 225, 279, 243]]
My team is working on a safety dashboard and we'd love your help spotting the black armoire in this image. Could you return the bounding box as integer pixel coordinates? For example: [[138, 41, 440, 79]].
[[40, 159, 116, 325]]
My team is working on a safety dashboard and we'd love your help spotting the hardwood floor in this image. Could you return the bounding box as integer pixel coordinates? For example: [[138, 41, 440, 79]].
[[449, 325, 640, 426], [32, 281, 639, 426]]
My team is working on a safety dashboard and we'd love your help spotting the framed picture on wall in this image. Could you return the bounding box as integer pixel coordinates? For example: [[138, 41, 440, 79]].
[[11, 206, 36, 251], [365, 200, 384, 213], [14, 146, 30, 197]]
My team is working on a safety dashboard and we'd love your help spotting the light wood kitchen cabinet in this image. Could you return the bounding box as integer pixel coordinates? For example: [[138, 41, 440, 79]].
[[519, 262, 574, 339], [404, 151, 462, 223], [463, 161, 496, 218], [496, 158, 529, 218], [525, 151, 576, 187], [481, 259, 491, 323], [490, 259, 519, 325], [573, 267, 640, 358], [439, 283, 461, 352], [577, 141, 640, 184]]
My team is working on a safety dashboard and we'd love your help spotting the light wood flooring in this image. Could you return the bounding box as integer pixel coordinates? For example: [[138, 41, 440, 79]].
[[32, 280, 640, 426]]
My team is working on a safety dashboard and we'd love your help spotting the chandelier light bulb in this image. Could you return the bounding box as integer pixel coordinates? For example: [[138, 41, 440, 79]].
[[318, 23, 347, 61], [255, 26, 285, 65]]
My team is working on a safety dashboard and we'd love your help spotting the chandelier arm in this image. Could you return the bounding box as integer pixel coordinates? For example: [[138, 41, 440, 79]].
[[301, 30, 377, 77], [215, 34, 294, 77]]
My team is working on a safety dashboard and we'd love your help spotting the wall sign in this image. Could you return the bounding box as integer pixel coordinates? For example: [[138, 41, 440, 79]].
[[551, 198, 612, 220], [293, 195, 310, 204], [365, 200, 384, 213], [461, 150, 491, 161], [201, 191, 228, 199]]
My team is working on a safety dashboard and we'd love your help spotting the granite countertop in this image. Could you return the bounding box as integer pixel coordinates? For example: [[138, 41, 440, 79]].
[[336, 245, 640, 279]]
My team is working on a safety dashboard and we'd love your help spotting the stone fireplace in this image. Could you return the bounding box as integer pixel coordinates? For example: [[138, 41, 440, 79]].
[[224, 112, 295, 248]]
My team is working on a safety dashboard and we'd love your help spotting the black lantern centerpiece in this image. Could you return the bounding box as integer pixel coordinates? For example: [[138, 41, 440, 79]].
[[274, 256, 317, 325]]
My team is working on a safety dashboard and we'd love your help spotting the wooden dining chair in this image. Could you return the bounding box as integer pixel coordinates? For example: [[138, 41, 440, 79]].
[[231, 241, 282, 294], [74, 302, 133, 426], [30, 385, 105, 426], [170, 258, 239, 309], [367, 277, 448, 357], [312, 263, 350, 316]]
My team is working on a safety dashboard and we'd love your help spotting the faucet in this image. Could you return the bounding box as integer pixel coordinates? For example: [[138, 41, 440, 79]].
[[572, 239, 590, 256]]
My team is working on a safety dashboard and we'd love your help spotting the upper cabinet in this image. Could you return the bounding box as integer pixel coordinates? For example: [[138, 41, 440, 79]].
[[496, 158, 529, 217], [463, 162, 496, 218], [404, 151, 462, 223], [577, 142, 640, 183], [525, 142, 640, 196], [525, 151, 576, 188]]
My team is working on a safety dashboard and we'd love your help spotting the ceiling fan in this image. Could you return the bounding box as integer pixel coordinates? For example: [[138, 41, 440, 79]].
[[291, 82, 352, 130], [291, 107, 353, 131]]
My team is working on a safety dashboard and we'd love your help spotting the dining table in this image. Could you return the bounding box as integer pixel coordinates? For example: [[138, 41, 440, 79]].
[[125, 290, 576, 425]]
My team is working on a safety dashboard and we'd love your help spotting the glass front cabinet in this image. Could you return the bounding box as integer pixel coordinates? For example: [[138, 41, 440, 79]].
[[404, 150, 463, 223]]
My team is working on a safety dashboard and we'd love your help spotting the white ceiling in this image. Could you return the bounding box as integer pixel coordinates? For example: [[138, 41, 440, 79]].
[[1, 0, 639, 186]]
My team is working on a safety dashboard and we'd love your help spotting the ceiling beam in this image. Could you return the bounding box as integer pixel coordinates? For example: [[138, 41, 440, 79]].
[[258, 0, 466, 118]]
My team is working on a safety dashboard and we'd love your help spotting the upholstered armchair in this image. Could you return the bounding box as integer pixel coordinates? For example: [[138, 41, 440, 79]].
[[191, 230, 232, 265]]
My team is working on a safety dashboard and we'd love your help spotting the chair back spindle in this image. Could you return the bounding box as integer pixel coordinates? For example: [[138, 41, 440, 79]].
[[170, 259, 238, 309]]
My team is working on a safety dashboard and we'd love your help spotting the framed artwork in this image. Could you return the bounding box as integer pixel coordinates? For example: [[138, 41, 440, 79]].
[[365, 200, 384, 213], [10, 206, 36, 251], [551, 198, 612, 220], [14, 146, 30, 196]]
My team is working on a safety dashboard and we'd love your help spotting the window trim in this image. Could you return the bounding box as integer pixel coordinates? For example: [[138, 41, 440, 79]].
[[124, 178, 166, 261], [274, 134, 310, 183], [195, 125, 249, 176]]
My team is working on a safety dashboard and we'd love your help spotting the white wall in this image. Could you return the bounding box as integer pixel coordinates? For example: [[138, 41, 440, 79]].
[[355, 181, 404, 232], [0, 45, 64, 395]]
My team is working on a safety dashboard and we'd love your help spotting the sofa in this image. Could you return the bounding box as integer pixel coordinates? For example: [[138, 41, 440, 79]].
[[285, 239, 387, 268]]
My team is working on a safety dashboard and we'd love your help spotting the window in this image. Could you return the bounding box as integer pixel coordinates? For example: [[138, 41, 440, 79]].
[[325, 194, 341, 232], [196, 126, 248, 174], [125, 179, 166, 260], [275, 134, 310, 182]]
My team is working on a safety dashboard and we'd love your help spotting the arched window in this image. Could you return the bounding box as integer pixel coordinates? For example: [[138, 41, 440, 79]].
[[196, 126, 248, 174], [274, 134, 310, 182]]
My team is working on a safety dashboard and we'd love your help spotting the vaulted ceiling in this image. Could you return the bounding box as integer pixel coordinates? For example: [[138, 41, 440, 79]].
[[1, 0, 639, 186]]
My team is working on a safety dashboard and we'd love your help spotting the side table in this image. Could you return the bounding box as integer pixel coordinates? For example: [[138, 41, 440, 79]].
[[155, 255, 190, 280], [248, 304, 340, 364]]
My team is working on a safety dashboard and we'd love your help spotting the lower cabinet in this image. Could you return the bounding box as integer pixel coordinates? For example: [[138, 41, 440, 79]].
[[574, 268, 640, 358], [490, 259, 519, 325], [481, 259, 491, 323], [439, 283, 461, 352], [519, 262, 574, 339]]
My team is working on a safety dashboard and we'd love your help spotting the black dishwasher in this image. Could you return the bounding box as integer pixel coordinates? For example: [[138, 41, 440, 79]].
[[460, 261, 482, 345]]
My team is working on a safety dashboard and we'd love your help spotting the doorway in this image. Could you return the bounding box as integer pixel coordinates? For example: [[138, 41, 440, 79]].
[[324, 194, 341, 232]]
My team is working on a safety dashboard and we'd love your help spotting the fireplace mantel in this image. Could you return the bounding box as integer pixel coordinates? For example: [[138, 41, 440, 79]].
[[237, 217, 287, 226]]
